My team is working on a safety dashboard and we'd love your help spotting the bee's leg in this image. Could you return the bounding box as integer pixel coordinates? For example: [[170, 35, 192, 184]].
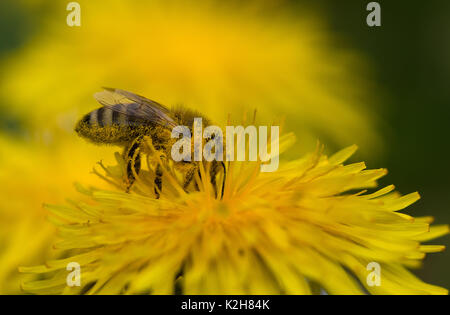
[[153, 149, 168, 199], [154, 164, 163, 199], [195, 168, 202, 191], [124, 137, 143, 193], [182, 163, 199, 191], [209, 161, 226, 199], [209, 161, 219, 198], [220, 161, 226, 198]]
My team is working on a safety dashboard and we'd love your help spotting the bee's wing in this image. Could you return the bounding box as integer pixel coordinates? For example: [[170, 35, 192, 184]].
[[93, 88, 177, 128]]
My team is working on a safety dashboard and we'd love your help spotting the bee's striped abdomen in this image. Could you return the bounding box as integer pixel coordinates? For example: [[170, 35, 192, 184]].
[[90, 107, 108, 127], [82, 106, 146, 129], [83, 107, 130, 127], [75, 106, 152, 144], [112, 110, 128, 125]]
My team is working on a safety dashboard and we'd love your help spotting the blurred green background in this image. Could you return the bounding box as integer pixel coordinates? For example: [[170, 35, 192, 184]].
[[0, 0, 448, 290], [309, 0, 450, 289]]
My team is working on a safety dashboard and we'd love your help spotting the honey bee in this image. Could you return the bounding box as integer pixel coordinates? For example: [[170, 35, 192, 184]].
[[75, 88, 225, 197]]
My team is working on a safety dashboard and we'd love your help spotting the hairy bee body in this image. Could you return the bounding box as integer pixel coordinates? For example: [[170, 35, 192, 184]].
[[76, 107, 168, 145], [75, 88, 220, 197], [75, 105, 209, 148]]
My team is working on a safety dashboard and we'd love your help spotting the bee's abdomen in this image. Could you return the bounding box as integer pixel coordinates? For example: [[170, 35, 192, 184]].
[[75, 107, 147, 144], [80, 107, 131, 128], [85, 107, 121, 127]]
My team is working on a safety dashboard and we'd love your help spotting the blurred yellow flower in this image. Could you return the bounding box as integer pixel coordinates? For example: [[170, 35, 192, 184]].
[[1, 0, 381, 157], [20, 138, 448, 295], [0, 134, 115, 293]]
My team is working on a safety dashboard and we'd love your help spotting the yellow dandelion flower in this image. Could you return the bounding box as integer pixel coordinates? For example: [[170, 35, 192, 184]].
[[20, 136, 448, 295]]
